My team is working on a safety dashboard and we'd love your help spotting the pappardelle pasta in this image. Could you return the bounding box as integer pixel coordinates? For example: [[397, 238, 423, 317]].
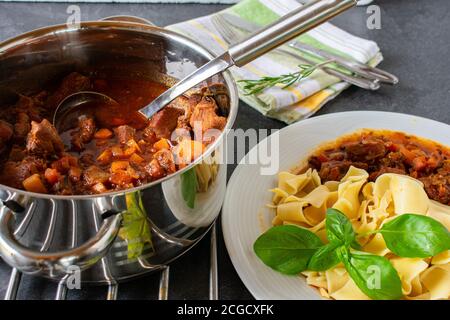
[[260, 166, 450, 300]]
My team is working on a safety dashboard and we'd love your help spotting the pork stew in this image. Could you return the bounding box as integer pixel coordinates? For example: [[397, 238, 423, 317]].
[[306, 130, 450, 205], [0, 72, 228, 195]]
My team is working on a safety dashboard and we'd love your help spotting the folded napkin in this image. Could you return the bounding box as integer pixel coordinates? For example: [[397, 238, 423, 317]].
[[168, 0, 382, 124]]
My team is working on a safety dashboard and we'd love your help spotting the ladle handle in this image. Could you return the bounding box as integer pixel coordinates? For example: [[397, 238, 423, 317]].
[[228, 0, 356, 67]]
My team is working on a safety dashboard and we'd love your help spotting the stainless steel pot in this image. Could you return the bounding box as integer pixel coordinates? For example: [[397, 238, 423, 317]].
[[0, 0, 355, 284], [0, 18, 238, 283]]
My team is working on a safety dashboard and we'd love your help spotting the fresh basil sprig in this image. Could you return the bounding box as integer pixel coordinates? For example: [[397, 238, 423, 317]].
[[326, 208, 362, 249], [307, 241, 342, 271], [254, 208, 449, 300], [337, 247, 403, 300], [253, 225, 323, 274], [378, 214, 450, 258]]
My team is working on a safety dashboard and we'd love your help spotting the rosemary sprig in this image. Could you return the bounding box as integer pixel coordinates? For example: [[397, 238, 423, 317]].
[[238, 60, 333, 95]]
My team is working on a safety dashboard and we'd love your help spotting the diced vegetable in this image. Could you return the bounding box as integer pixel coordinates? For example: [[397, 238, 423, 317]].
[[130, 153, 145, 164], [127, 165, 140, 179], [154, 138, 170, 151], [92, 182, 108, 193], [44, 168, 60, 184], [109, 171, 134, 185], [124, 147, 136, 157], [68, 166, 82, 182], [174, 139, 204, 164], [138, 139, 147, 148], [23, 174, 48, 193], [51, 155, 78, 173], [398, 146, 416, 164], [83, 165, 110, 185], [94, 128, 113, 139], [126, 139, 142, 153], [412, 156, 427, 171], [97, 149, 112, 164], [111, 145, 124, 158], [111, 161, 129, 173]]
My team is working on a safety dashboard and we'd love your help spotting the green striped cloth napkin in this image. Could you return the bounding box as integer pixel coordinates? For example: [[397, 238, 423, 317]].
[[167, 0, 383, 124]]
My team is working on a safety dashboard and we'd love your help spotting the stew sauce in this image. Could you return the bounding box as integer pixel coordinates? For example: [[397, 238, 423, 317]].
[[0, 72, 228, 195]]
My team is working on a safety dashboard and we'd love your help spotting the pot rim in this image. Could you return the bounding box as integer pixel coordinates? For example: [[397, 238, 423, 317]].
[[0, 20, 239, 200]]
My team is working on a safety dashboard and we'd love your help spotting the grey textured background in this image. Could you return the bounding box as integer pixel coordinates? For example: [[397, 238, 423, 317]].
[[0, 0, 449, 299]]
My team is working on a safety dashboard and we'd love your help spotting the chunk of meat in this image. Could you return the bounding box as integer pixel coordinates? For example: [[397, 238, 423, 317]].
[[0, 120, 13, 150], [343, 138, 386, 161], [379, 151, 405, 170], [51, 154, 78, 173], [8, 145, 26, 161], [114, 125, 136, 144], [318, 160, 369, 182], [13, 112, 31, 143], [26, 119, 64, 156], [189, 96, 227, 140], [144, 149, 176, 180], [169, 95, 196, 131], [46, 72, 91, 110], [0, 156, 46, 189], [420, 160, 450, 206], [155, 149, 176, 173], [14, 95, 44, 122], [144, 159, 165, 180], [68, 166, 82, 183], [71, 116, 96, 151], [147, 106, 183, 139], [202, 83, 229, 114], [369, 166, 407, 181], [82, 165, 109, 186]]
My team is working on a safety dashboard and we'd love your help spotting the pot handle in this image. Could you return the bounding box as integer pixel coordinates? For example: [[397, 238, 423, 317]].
[[0, 207, 122, 275]]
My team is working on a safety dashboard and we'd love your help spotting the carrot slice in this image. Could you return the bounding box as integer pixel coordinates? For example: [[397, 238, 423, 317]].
[[130, 153, 145, 164], [111, 146, 124, 158], [154, 138, 170, 151], [97, 149, 113, 164], [94, 128, 113, 139], [23, 174, 48, 193], [111, 161, 129, 173], [126, 139, 142, 153], [44, 168, 60, 185]]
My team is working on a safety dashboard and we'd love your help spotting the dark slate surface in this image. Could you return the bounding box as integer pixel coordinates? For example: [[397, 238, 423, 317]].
[[0, 0, 449, 300]]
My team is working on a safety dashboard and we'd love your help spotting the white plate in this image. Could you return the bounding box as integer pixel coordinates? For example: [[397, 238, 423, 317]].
[[222, 111, 450, 300]]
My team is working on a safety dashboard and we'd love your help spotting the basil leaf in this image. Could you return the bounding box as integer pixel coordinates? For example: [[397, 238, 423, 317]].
[[254, 225, 323, 275], [380, 214, 450, 258], [337, 247, 403, 300], [119, 191, 153, 259], [181, 168, 198, 209], [326, 208, 361, 249], [308, 242, 342, 271]]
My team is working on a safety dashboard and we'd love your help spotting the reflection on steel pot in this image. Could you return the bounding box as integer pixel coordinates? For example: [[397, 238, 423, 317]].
[[0, 19, 238, 283]]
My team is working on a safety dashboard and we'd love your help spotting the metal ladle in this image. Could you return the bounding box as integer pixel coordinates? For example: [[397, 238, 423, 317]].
[[53, 91, 119, 131], [53, 0, 356, 130]]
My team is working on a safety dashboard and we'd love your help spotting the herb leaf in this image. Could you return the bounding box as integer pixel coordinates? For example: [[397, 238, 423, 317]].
[[119, 191, 153, 259], [326, 208, 361, 249], [238, 60, 332, 95], [308, 242, 342, 271], [181, 168, 198, 209], [254, 225, 323, 274], [337, 247, 403, 300], [379, 214, 450, 258]]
